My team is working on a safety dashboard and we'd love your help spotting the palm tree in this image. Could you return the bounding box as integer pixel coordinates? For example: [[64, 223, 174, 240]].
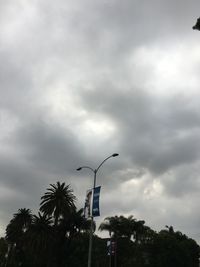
[[99, 215, 147, 243], [99, 215, 136, 239], [59, 208, 92, 239], [139, 225, 156, 244], [133, 220, 145, 243], [5, 208, 33, 266], [27, 212, 55, 266], [40, 182, 76, 226], [120, 215, 137, 239], [28, 212, 54, 252], [6, 208, 32, 243], [99, 216, 118, 238]]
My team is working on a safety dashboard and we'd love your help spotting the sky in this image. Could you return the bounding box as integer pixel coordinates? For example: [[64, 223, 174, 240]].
[[1, 0, 200, 242]]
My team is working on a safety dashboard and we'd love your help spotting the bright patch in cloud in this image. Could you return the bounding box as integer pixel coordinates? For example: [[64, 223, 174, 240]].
[[129, 42, 200, 96]]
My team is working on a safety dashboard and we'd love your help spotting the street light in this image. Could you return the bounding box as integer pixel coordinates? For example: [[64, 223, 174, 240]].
[[77, 153, 119, 267]]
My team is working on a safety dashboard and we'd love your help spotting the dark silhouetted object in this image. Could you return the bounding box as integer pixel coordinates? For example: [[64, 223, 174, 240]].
[[193, 17, 200, 30]]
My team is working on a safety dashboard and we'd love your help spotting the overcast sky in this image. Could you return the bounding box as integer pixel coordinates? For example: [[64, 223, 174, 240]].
[[1, 0, 200, 242]]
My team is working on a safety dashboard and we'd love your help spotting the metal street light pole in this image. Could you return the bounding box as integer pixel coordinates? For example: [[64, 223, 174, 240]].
[[77, 153, 119, 267]]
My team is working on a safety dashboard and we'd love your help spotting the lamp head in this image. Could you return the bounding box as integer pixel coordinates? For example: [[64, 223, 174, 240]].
[[76, 167, 82, 171], [112, 153, 119, 157]]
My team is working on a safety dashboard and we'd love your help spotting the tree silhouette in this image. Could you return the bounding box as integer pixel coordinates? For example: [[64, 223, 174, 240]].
[[40, 182, 76, 226], [6, 208, 32, 267], [27, 212, 55, 266], [2, 183, 199, 267]]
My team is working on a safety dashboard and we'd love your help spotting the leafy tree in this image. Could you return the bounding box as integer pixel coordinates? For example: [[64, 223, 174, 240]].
[[148, 226, 200, 267], [0, 238, 7, 267]]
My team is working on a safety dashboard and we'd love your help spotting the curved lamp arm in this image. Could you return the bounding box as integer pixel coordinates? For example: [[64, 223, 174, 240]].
[[76, 166, 95, 173], [96, 153, 119, 173]]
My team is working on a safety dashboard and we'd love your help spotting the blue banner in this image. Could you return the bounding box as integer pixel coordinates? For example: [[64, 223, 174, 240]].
[[92, 186, 101, 217]]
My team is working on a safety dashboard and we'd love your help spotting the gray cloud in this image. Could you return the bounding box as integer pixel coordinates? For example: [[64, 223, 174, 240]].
[[79, 85, 200, 174], [1, 0, 200, 242]]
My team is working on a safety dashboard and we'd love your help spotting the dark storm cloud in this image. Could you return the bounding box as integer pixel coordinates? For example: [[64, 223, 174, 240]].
[[1, 0, 200, 241], [161, 163, 200, 197], [13, 119, 86, 175], [79, 85, 200, 174]]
